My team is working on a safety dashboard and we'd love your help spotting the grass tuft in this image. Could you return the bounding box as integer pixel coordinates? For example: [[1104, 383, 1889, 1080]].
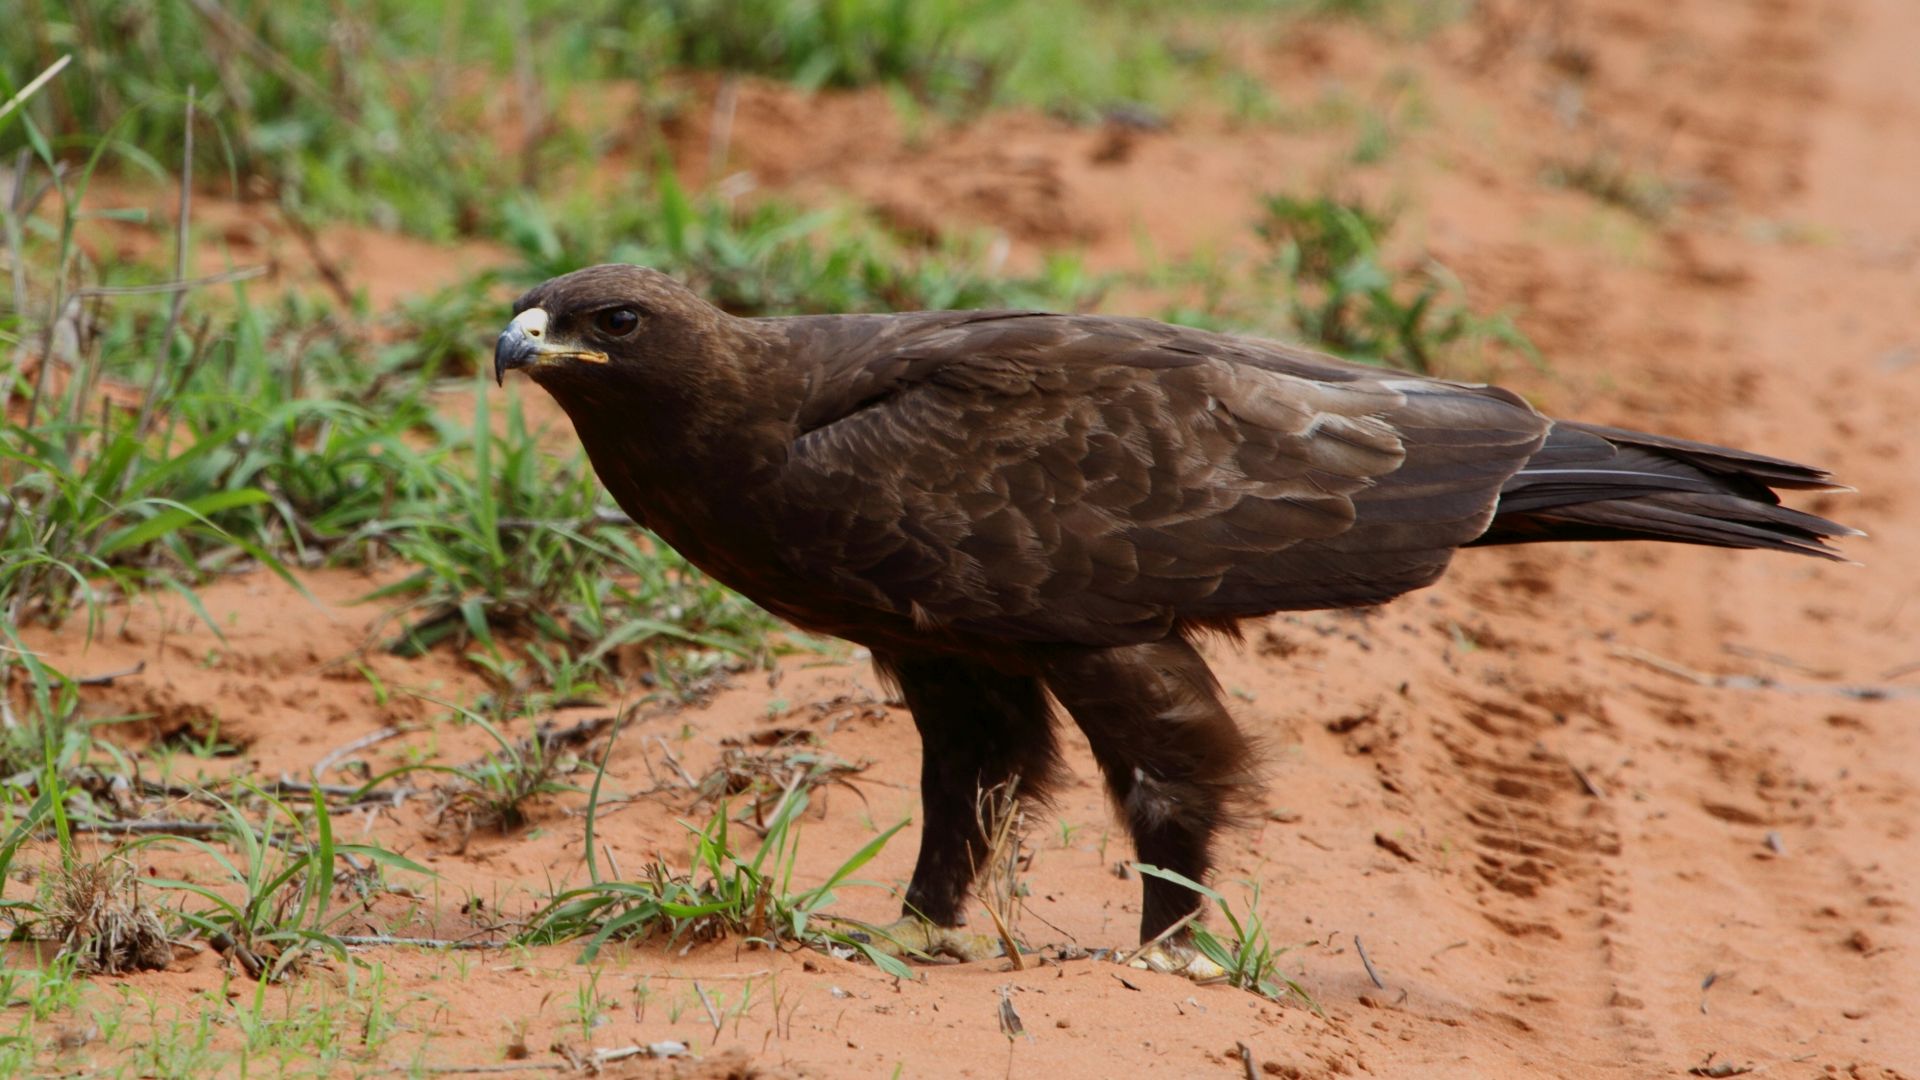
[[46, 855, 171, 975], [1133, 863, 1318, 1009], [1543, 152, 1676, 224], [524, 788, 912, 976], [1159, 193, 1537, 375]]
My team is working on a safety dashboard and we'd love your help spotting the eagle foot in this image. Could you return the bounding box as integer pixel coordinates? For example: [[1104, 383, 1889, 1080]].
[[1128, 936, 1229, 981], [858, 916, 1008, 964]]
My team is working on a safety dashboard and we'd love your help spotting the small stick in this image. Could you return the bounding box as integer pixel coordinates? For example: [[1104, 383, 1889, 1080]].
[[592, 1042, 688, 1063], [1722, 642, 1836, 679], [437, 713, 618, 793], [276, 206, 355, 309], [505, 0, 546, 189], [1569, 762, 1606, 799], [693, 980, 722, 1041], [181, 0, 338, 113], [1117, 908, 1202, 969], [71, 820, 225, 836], [77, 661, 145, 687], [1236, 1042, 1259, 1080], [270, 775, 396, 800], [972, 779, 1026, 969], [654, 737, 698, 789], [980, 902, 1023, 972], [709, 76, 740, 181], [1612, 646, 1919, 701], [377, 1042, 686, 1075], [313, 724, 416, 778], [1354, 934, 1386, 990], [375, 1063, 548, 1076], [209, 931, 267, 980], [336, 935, 510, 951], [1881, 660, 1920, 681]]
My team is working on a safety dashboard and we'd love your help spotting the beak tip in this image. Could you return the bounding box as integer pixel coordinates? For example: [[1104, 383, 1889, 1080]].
[[494, 327, 531, 387]]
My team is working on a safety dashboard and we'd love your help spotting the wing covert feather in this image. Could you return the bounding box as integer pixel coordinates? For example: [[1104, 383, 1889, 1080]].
[[758, 317, 1549, 645]]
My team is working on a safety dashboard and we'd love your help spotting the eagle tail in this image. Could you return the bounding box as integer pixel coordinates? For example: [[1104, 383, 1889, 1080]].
[[1470, 421, 1859, 560]]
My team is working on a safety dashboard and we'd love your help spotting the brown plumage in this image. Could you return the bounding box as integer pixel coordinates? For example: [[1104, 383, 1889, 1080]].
[[496, 264, 1854, 963]]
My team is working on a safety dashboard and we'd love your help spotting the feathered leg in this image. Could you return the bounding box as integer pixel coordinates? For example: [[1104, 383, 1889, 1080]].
[[1044, 637, 1258, 969], [869, 650, 1062, 959]]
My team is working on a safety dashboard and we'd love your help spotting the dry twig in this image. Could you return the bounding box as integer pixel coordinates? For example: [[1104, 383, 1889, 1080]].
[[973, 778, 1027, 969], [1612, 646, 1919, 701]]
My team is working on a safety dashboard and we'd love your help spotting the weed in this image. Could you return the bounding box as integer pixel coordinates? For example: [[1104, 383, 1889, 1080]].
[[45, 855, 171, 975], [1134, 863, 1318, 1009], [1543, 152, 1676, 224], [3, 157, 776, 701], [5, 0, 1287, 243], [1163, 193, 1536, 375], [569, 965, 613, 1042], [0, 647, 87, 782], [693, 735, 868, 830], [971, 778, 1028, 964], [428, 702, 576, 841], [1261, 194, 1463, 372], [523, 789, 911, 976], [645, 0, 978, 93], [135, 786, 431, 981]]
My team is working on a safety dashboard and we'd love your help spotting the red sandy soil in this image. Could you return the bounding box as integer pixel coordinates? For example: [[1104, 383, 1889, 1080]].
[[16, 0, 1920, 1076]]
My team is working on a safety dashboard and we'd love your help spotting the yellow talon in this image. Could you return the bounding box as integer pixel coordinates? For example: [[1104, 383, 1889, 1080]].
[[859, 916, 1008, 963], [1127, 937, 1228, 981]]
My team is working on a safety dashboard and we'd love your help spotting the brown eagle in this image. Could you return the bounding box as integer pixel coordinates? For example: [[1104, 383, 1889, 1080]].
[[496, 264, 1853, 974]]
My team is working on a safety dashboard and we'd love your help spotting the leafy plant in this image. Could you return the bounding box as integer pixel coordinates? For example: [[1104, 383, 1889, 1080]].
[[1160, 193, 1536, 375], [523, 787, 910, 976], [426, 700, 576, 839], [135, 787, 430, 981], [1133, 863, 1317, 1009], [1543, 152, 1675, 224], [1255, 193, 1531, 373]]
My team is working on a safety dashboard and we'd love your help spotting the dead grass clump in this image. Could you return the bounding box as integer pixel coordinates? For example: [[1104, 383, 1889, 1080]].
[[48, 857, 172, 975], [430, 751, 564, 846], [693, 733, 868, 830], [972, 778, 1031, 967]]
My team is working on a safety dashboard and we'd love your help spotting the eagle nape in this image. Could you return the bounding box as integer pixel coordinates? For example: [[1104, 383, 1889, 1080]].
[[496, 263, 1856, 980]]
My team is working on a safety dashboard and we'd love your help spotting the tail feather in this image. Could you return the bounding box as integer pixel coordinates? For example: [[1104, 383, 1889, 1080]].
[[1473, 421, 1857, 560], [1552, 422, 1847, 491]]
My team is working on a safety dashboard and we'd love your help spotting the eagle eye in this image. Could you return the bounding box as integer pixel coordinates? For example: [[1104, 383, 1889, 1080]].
[[594, 308, 641, 337]]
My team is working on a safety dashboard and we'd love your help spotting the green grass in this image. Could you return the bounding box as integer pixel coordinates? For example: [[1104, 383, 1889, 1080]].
[[3, 1, 1421, 239], [496, 168, 1101, 315], [0, 129, 793, 698], [523, 786, 911, 976], [1157, 192, 1537, 374], [129, 788, 426, 981], [1543, 152, 1676, 224], [1133, 863, 1317, 1009]]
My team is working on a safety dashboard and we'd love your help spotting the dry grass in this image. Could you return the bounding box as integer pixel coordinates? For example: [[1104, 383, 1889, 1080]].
[[692, 733, 869, 831], [47, 857, 172, 976]]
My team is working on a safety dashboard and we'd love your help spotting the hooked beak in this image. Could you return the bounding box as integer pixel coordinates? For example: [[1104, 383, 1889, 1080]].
[[493, 307, 608, 385]]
